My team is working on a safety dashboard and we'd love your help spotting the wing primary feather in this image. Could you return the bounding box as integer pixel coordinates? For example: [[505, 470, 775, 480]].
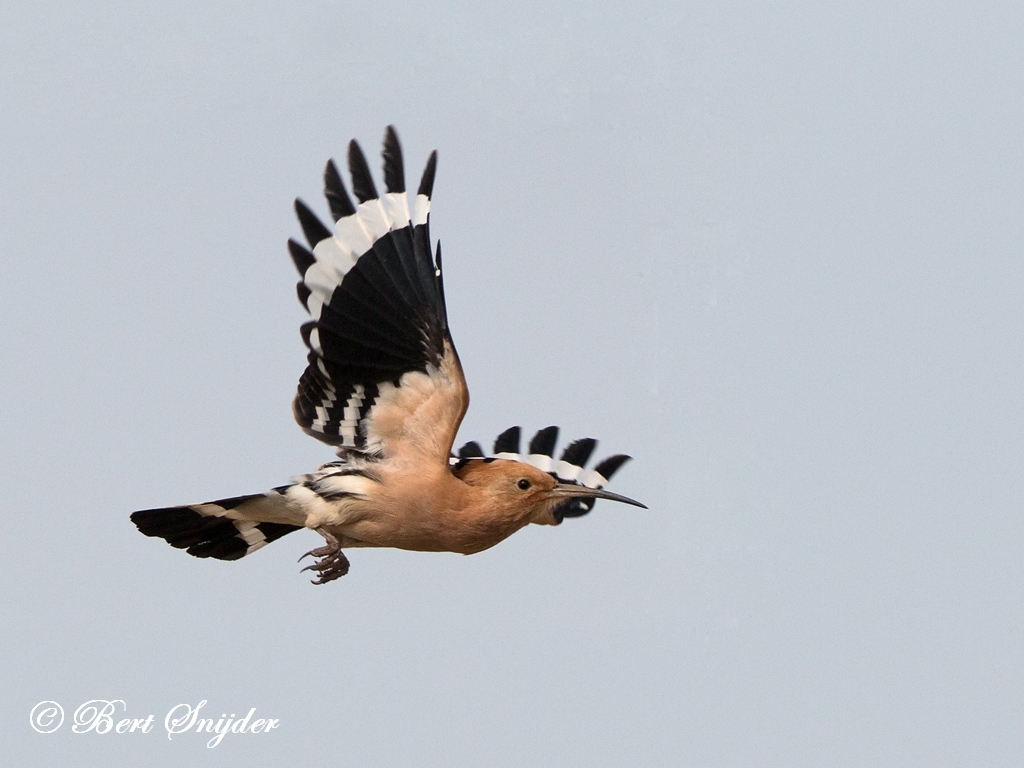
[[288, 238, 315, 275], [299, 321, 317, 351], [294, 199, 332, 248], [411, 146, 437, 294], [391, 226, 433, 308], [319, 291, 423, 356], [311, 317, 423, 366], [348, 140, 378, 203], [324, 159, 356, 220], [349, 246, 429, 336], [382, 126, 406, 193], [328, 277, 428, 349], [418, 150, 438, 197], [434, 241, 449, 330], [370, 222, 429, 310]]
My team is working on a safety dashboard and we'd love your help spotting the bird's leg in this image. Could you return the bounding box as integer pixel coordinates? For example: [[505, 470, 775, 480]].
[[297, 528, 340, 562], [298, 527, 350, 584]]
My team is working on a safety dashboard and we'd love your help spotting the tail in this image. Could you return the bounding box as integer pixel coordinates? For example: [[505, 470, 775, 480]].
[[130, 491, 303, 561]]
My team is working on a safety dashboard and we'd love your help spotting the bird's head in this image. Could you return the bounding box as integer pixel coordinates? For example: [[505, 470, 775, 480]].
[[456, 459, 646, 526]]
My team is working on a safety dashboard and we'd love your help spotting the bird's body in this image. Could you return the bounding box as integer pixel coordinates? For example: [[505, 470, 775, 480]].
[[131, 128, 643, 583]]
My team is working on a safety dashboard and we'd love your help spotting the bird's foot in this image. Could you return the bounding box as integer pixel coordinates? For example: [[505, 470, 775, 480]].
[[298, 528, 350, 584]]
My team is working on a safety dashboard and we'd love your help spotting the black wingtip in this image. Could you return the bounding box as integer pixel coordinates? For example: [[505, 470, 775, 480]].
[[417, 150, 438, 197], [529, 426, 560, 457], [494, 426, 521, 455], [324, 159, 356, 220], [382, 126, 406, 193], [299, 321, 316, 351], [294, 199, 332, 249], [348, 139, 378, 203], [435, 241, 449, 329], [287, 238, 315, 276]]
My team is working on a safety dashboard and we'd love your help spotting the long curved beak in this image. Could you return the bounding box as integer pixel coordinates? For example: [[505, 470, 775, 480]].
[[549, 483, 647, 509]]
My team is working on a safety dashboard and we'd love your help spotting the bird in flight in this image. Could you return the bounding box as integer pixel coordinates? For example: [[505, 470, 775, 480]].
[[131, 127, 644, 584]]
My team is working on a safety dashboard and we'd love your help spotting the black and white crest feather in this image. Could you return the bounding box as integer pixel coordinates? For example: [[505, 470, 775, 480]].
[[290, 127, 447, 453], [455, 426, 632, 523]]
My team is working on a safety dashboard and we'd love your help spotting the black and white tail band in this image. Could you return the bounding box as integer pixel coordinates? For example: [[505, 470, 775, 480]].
[[130, 493, 301, 561]]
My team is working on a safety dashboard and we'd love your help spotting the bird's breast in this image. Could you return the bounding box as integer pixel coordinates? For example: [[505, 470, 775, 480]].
[[327, 473, 526, 555]]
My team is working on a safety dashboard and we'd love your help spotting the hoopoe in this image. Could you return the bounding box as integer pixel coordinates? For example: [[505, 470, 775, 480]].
[[130, 127, 645, 584]]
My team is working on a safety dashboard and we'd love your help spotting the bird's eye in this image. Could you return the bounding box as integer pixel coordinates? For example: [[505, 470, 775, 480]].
[[517, 478, 531, 490]]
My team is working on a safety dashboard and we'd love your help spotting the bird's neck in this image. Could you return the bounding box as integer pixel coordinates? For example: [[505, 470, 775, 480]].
[[377, 468, 530, 554]]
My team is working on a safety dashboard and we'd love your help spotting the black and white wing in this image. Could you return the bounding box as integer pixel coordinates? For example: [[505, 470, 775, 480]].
[[290, 127, 468, 465], [456, 426, 632, 523]]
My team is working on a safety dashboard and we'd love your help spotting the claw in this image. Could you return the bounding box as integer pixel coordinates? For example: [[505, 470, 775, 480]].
[[297, 543, 337, 563], [306, 554, 350, 584], [297, 528, 349, 584]]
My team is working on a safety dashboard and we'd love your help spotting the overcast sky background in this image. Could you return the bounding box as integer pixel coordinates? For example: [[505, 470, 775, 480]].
[[3, 1, 1023, 765]]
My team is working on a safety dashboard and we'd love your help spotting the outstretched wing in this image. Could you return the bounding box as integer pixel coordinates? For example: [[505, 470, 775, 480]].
[[455, 426, 632, 523], [290, 127, 467, 465]]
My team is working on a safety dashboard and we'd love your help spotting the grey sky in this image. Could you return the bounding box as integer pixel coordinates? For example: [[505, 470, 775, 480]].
[[3, 1, 1024, 765]]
